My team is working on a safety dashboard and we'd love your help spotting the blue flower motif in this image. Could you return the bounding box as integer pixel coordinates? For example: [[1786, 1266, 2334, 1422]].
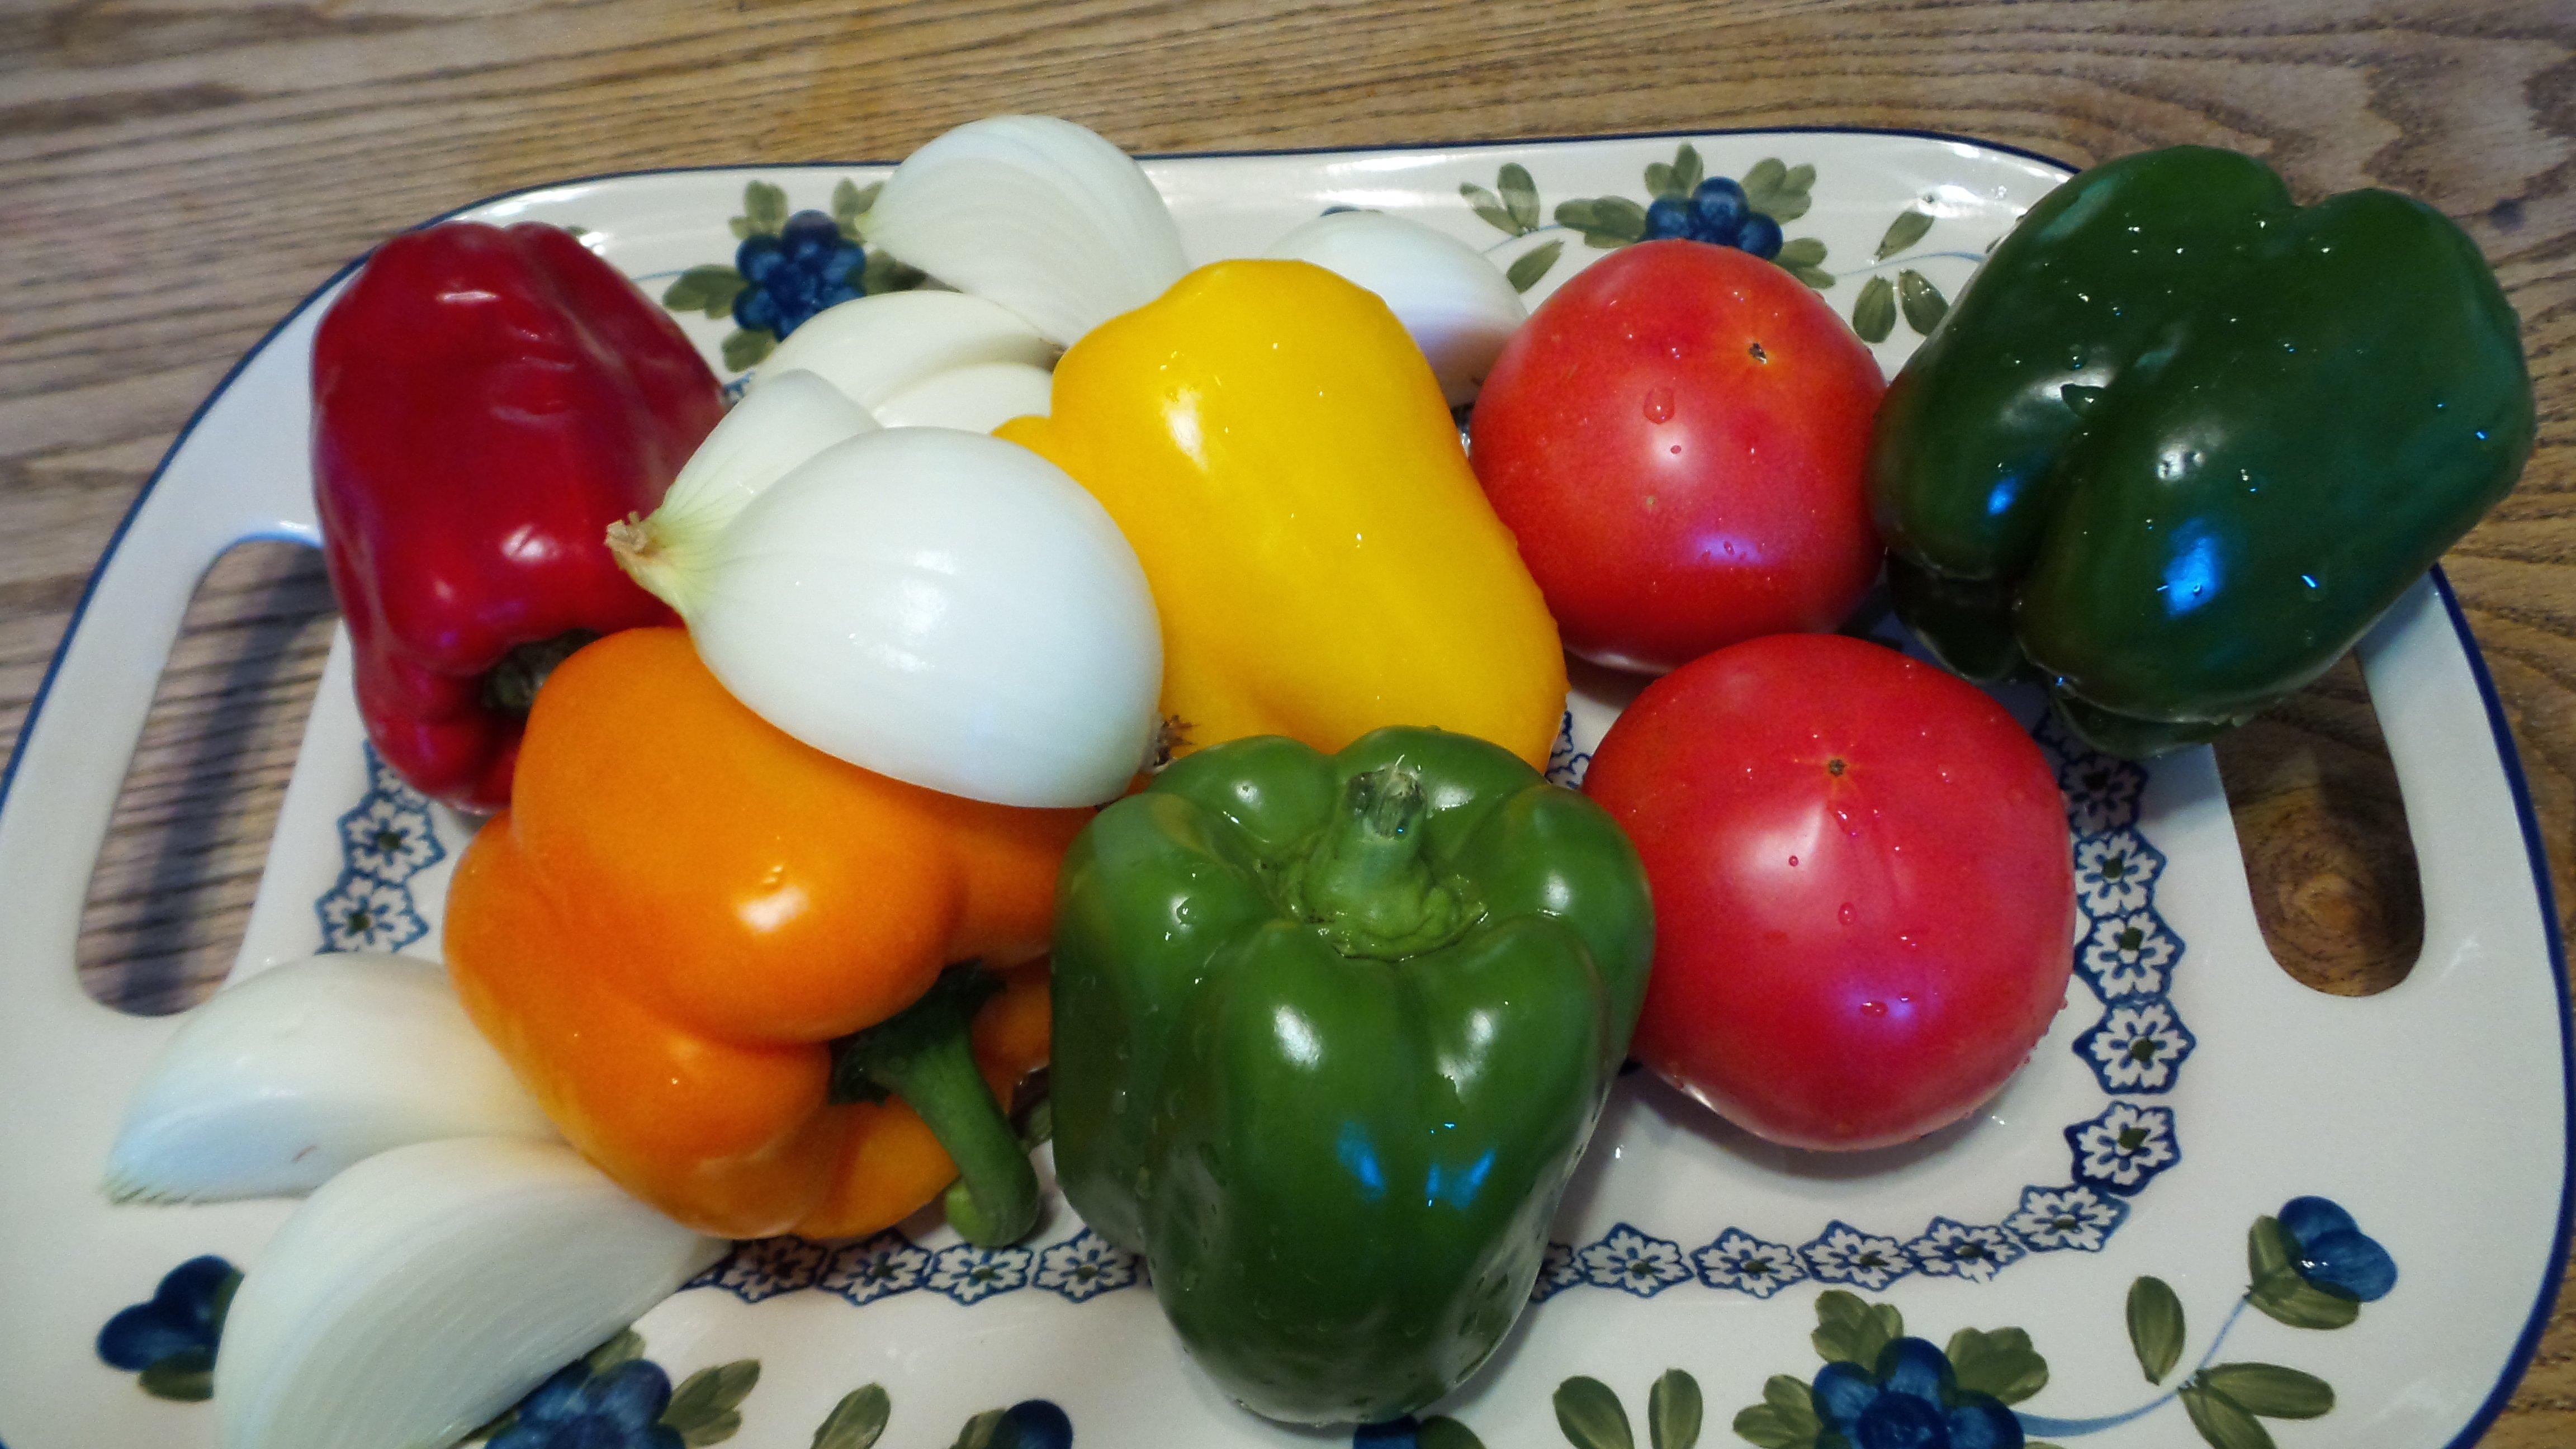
[[2004, 1184, 2127, 1252], [928, 1240, 1034, 1305], [2058, 752, 2145, 836], [1641, 177, 1786, 259], [1576, 1223, 1693, 1297], [1810, 1337, 2024, 1449], [1001, 1399, 1074, 1449], [1035, 1230, 1142, 1302], [2076, 1000, 2196, 1093], [690, 1236, 827, 1303], [2076, 910, 2180, 1000], [1530, 1240, 1583, 1303], [1355, 1417, 1424, 1447], [2279, 1196, 2397, 1302], [733, 211, 862, 340], [1545, 709, 1593, 788], [98, 1254, 238, 1383], [1801, 1221, 1913, 1292], [315, 869, 427, 952], [2066, 1102, 2180, 1196], [818, 1230, 934, 1307], [1694, 1228, 1810, 1299], [2073, 831, 2164, 917], [1904, 1219, 2026, 1284], [490, 1358, 681, 1449], [335, 790, 443, 883]]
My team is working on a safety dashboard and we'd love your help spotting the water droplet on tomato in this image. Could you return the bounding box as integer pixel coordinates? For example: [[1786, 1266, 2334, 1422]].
[[1787, 855, 1800, 868], [1860, 1000, 1888, 1017], [1642, 387, 1675, 423], [1838, 902, 1855, 926]]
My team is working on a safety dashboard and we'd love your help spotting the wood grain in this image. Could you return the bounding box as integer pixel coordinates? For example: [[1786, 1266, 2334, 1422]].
[[3, 1, 2572, 1439]]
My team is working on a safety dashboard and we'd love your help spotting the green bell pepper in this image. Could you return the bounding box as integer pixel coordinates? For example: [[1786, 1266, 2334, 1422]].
[[1869, 145, 2534, 756], [1051, 727, 1652, 1425]]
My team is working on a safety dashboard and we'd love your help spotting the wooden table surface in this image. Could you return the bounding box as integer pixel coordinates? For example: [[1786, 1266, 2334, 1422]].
[[3, 0, 2571, 1441]]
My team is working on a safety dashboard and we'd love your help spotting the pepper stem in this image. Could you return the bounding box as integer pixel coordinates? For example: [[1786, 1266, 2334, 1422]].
[[827, 965, 1039, 1248], [1290, 765, 1478, 959]]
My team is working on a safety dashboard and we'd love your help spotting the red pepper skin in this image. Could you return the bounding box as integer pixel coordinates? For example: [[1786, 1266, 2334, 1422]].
[[313, 221, 724, 811]]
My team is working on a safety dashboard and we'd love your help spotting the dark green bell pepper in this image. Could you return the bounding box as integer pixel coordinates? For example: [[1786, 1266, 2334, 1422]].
[[1050, 727, 1652, 1426], [1869, 145, 2534, 756]]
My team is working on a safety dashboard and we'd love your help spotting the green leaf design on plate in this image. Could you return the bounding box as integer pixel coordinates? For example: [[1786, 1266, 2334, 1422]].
[[1555, 197, 1649, 248], [1944, 1327, 2047, 1404], [834, 178, 881, 235], [951, 1408, 1013, 1449], [588, 1328, 647, 1375], [1812, 1290, 1901, 1367], [1729, 1376, 1822, 1449], [2201, 1364, 2333, 1419], [1462, 181, 1524, 237], [138, 1346, 215, 1401], [2179, 1381, 2276, 1449], [1555, 1375, 1635, 1449], [1419, 1416, 1488, 1449], [2127, 1276, 2185, 1383], [861, 249, 926, 296], [722, 328, 776, 373], [664, 264, 749, 319], [813, 1385, 892, 1449], [737, 180, 790, 240], [1508, 239, 1566, 294], [1897, 269, 1949, 334], [2247, 1216, 2362, 1329], [1499, 163, 1542, 234], [1742, 160, 1814, 222], [1775, 236, 1832, 289], [1876, 206, 1935, 261], [1646, 144, 1704, 201], [1852, 275, 1897, 343], [1650, 1368, 1703, 1449], [662, 1360, 760, 1447]]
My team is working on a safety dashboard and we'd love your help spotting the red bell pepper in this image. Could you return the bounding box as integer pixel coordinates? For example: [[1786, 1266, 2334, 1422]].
[[312, 221, 724, 812]]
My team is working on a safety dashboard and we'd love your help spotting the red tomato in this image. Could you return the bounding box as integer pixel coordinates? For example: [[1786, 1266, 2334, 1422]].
[[1583, 633, 2074, 1150], [1470, 240, 1885, 673]]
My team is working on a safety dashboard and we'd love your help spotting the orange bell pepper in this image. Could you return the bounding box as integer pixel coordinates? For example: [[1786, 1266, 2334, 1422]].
[[444, 627, 1086, 1242]]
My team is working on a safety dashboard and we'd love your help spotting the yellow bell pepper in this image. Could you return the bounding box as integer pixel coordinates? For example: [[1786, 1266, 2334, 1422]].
[[997, 259, 1566, 767]]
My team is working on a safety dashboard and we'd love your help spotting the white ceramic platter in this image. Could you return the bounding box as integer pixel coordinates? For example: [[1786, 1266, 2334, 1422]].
[[1, 130, 2566, 1449]]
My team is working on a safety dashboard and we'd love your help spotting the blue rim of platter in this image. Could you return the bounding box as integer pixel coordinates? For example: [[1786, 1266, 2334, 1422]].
[[3, 127, 2565, 1449]]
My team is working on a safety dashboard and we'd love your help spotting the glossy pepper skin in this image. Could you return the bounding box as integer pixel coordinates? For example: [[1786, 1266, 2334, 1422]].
[[1869, 147, 2535, 756], [997, 261, 1568, 770], [444, 628, 1081, 1243], [1052, 727, 1652, 1424], [314, 221, 724, 812]]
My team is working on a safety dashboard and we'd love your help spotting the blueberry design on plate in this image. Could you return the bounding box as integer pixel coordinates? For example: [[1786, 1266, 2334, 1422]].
[[91, 1291, 1077, 1449], [658, 179, 927, 375], [1346, 1196, 2394, 1449], [1459, 142, 1981, 351]]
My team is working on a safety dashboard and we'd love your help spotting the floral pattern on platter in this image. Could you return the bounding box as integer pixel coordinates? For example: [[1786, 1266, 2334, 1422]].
[[686, 1228, 1144, 1310], [312, 745, 443, 953], [1350, 1199, 2390, 1449], [95, 1254, 238, 1401], [659, 180, 926, 374], [1459, 142, 1980, 349]]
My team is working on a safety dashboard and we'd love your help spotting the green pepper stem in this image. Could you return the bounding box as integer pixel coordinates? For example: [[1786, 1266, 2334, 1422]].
[[828, 966, 1039, 1248], [1291, 766, 1476, 959]]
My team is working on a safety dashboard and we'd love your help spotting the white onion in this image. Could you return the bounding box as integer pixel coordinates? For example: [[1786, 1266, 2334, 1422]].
[[1267, 211, 1528, 405], [759, 290, 1057, 429], [645, 369, 878, 552], [214, 1137, 722, 1449], [618, 425, 1162, 808], [864, 115, 1189, 347], [872, 359, 1054, 431], [104, 953, 553, 1204]]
